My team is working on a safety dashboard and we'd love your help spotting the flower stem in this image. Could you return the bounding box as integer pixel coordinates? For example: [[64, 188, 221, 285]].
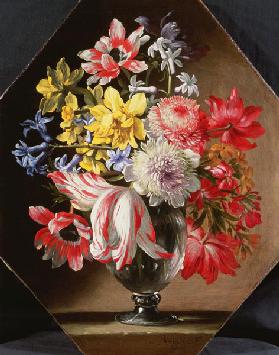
[[167, 73, 172, 96], [167, 63, 173, 96], [207, 124, 232, 134], [49, 144, 112, 150]]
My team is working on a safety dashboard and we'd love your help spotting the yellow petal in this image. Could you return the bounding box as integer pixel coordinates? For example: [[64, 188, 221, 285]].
[[61, 106, 74, 121], [36, 78, 57, 96], [96, 150, 108, 160], [60, 119, 72, 129], [104, 87, 123, 112], [101, 114, 114, 127], [121, 117, 134, 128], [85, 121, 98, 132], [133, 117, 146, 140], [90, 105, 111, 118], [80, 156, 93, 171], [125, 93, 147, 116], [80, 157, 107, 174], [92, 136, 109, 145], [128, 134, 138, 148], [65, 92, 78, 110]]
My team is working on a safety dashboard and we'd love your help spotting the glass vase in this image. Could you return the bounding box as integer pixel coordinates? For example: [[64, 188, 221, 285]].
[[106, 203, 186, 326]]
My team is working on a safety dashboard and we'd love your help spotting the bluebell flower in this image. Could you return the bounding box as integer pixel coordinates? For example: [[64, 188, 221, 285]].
[[74, 114, 95, 143], [12, 141, 49, 176], [135, 12, 208, 61], [106, 145, 132, 172], [21, 110, 54, 143], [54, 154, 82, 172]]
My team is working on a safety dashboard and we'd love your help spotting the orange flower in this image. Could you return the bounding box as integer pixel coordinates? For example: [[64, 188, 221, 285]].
[[240, 166, 255, 194], [207, 143, 239, 166]]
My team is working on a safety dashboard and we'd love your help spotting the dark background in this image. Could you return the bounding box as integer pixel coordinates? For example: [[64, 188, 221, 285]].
[[0, 1, 279, 354]]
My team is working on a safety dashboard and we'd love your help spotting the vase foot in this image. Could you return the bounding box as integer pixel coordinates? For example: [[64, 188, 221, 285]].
[[115, 310, 179, 326], [115, 293, 179, 326]]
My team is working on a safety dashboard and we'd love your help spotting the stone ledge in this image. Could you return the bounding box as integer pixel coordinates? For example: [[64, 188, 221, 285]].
[[55, 312, 229, 355]]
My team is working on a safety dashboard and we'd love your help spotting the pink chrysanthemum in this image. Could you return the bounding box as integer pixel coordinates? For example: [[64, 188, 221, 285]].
[[147, 96, 209, 154]]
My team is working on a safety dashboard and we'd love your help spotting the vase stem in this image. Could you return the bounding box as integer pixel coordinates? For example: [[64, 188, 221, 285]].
[[115, 293, 179, 326]]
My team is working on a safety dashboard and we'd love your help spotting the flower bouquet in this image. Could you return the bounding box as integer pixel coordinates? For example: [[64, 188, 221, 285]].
[[12, 13, 265, 325]]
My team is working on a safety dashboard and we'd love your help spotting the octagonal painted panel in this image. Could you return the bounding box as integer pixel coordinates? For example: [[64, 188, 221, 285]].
[[1, 0, 278, 354]]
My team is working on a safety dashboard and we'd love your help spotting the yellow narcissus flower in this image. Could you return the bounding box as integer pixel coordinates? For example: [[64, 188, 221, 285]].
[[76, 143, 107, 174], [36, 58, 84, 114], [57, 92, 83, 145], [86, 87, 146, 150]]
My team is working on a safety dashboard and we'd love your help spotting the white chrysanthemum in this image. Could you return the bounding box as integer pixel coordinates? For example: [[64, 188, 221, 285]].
[[124, 138, 200, 208]]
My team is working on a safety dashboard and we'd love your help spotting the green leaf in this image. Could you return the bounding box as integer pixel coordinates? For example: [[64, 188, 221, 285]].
[[56, 93, 66, 112], [47, 67, 63, 90], [92, 84, 103, 103], [42, 93, 62, 114], [117, 77, 126, 90], [56, 58, 70, 82], [193, 210, 206, 229], [83, 89, 96, 106], [68, 68, 84, 85], [220, 210, 239, 222], [106, 175, 124, 182], [212, 208, 226, 232]]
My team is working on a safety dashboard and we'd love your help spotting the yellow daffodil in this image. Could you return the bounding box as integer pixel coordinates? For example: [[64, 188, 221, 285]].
[[56, 93, 83, 145], [76, 143, 107, 174], [36, 58, 84, 114], [86, 87, 146, 150]]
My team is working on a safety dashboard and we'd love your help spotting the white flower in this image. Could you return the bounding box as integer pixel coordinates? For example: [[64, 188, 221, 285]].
[[161, 48, 183, 74], [124, 137, 200, 208], [128, 75, 157, 97], [175, 72, 199, 97], [147, 37, 171, 58], [148, 37, 182, 74]]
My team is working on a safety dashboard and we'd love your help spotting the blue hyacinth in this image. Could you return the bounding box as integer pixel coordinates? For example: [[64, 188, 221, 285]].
[[54, 154, 82, 172], [21, 110, 54, 143], [12, 141, 49, 176], [106, 145, 132, 172]]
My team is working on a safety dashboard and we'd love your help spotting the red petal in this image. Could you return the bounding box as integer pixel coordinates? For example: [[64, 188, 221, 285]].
[[245, 210, 262, 228], [95, 36, 112, 52], [109, 18, 126, 48], [101, 54, 119, 71], [48, 171, 111, 211], [34, 227, 52, 248], [181, 237, 203, 280], [79, 48, 103, 61], [234, 122, 265, 138], [239, 106, 262, 127], [48, 212, 73, 234], [81, 62, 103, 74], [121, 59, 148, 73], [29, 206, 54, 226], [221, 129, 257, 150]]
